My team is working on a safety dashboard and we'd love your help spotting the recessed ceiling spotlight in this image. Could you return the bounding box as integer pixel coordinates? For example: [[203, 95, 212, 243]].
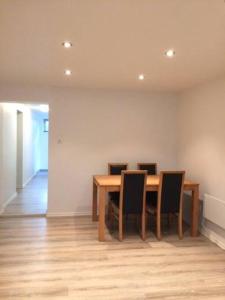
[[62, 41, 72, 48], [138, 74, 145, 80], [165, 49, 175, 58], [64, 69, 72, 76]]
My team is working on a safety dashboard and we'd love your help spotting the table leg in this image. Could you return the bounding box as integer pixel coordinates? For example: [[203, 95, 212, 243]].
[[98, 186, 106, 241], [92, 180, 98, 221], [191, 186, 200, 237]]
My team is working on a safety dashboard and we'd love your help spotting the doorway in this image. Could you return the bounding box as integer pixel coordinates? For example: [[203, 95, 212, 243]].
[[0, 103, 49, 216]]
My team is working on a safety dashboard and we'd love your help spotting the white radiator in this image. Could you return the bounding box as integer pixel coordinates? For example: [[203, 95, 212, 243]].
[[204, 194, 225, 230]]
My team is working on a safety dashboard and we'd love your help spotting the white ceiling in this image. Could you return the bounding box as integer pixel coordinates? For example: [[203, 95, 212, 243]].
[[0, 0, 225, 92]]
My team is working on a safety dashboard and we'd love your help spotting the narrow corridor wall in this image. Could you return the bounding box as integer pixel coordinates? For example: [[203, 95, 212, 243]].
[[0, 103, 17, 212]]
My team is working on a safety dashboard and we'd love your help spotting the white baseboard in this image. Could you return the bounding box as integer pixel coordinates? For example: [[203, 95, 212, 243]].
[[201, 225, 225, 250], [46, 211, 91, 218], [0, 192, 17, 214], [23, 171, 39, 188]]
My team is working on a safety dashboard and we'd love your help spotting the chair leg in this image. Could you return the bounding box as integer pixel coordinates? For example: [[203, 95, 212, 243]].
[[141, 212, 146, 241], [119, 210, 123, 241], [178, 212, 183, 239], [156, 213, 161, 240]]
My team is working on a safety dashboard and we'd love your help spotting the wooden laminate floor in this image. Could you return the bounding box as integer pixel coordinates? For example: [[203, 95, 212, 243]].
[[2, 171, 48, 216], [0, 216, 225, 299]]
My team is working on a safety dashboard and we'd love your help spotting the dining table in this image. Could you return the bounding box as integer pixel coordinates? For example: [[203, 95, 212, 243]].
[[92, 175, 200, 241]]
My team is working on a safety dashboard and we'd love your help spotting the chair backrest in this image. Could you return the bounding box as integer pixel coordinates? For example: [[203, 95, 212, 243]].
[[137, 163, 157, 175], [120, 170, 147, 215], [158, 171, 185, 214], [108, 163, 128, 175]]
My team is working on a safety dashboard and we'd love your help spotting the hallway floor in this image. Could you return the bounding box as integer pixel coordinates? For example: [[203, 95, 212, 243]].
[[2, 171, 48, 216]]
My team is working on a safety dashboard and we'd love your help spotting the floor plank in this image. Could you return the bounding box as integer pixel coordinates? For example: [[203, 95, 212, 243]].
[[0, 216, 224, 299], [2, 171, 47, 216]]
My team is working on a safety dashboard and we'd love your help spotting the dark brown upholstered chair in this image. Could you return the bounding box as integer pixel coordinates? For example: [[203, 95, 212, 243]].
[[108, 163, 128, 175], [108, 163, 128, 202], [137, 163, 157, 206], [137, 163, 157, 175], [109, 170, 147, 241], [146, 171, 185, 240]]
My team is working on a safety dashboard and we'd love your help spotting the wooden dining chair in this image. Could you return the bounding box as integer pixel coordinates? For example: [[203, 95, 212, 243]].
[[137, 163, 158, 207], [109, 170, 147, 241], [146, 171, 185, 240], [108, 163, 128, 175], [108, 163, 128, 204]]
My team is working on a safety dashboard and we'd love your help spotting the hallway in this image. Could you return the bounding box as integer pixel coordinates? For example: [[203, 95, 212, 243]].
[[2, 171, 48, 216]]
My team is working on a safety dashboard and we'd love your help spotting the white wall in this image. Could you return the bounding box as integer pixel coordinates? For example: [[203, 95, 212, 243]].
[[32, 111, 48, 170], [0, 103, 17, 212], [48, 89, 178, 215], [22, 106, 38, 185], [0, 85, 179, 215], [41, 133, 48, 170], [177, 76, 225, 240], [40, 113, 48, 170], [31, 111, 41, 174], [16, 111, 23, 188], [0, 105, 3, 210]]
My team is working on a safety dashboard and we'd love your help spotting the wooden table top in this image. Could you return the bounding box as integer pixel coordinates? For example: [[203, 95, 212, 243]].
[[94, 175, 199, 188]]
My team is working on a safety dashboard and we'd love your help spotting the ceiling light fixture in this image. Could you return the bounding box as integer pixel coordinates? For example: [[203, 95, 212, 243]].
[[64, 69, 72, 76], [62, 41, 72, 48], [138, 74, 145, 80], [165, 49, 175, 58]]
